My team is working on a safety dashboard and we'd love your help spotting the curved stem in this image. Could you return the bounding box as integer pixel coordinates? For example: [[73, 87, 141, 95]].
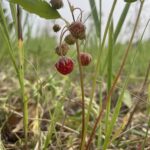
[[73, 8, 83, 21], [59, 26, 68, 56], [85, 1, 144, 149], [59, 26, 68, 45]]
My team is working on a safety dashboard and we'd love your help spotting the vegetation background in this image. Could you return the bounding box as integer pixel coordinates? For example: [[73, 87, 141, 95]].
[[0, 0, 150, 149]]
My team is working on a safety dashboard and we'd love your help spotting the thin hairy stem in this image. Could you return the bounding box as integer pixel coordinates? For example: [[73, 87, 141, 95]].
[[75, 40, 86, 149], [67, 2, 86, 149]]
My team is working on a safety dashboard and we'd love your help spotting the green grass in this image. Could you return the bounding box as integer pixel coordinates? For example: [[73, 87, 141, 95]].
[[1, 36, 150, 77], [1, 35, 150, 149]]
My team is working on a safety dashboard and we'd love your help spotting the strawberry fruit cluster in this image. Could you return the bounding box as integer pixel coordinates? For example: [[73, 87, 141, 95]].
[[51, 0, 92, 75]]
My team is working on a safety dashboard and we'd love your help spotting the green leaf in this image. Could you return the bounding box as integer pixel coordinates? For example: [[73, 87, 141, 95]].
[[10, 0, 61, 19], [124, 0, 137, 3]]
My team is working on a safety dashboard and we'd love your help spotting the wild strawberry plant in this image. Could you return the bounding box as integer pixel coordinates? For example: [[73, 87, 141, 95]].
[[0, 0, 149, 149]]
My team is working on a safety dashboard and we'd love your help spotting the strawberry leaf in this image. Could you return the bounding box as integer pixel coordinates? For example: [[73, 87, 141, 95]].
[[10, 0, 61, 19]]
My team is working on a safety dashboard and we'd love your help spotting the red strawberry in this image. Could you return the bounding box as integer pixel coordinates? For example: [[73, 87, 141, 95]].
[[79, 52, 92, 66], [55, 57, 74, 75], [69, 21, 86, 40]]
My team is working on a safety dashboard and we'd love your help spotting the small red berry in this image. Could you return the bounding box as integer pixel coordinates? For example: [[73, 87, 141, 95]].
[[69, 21, 86, 40], [79, 52, 92, 66], [53, 24, 61, 32], [50, 0, 63, 9], [55, 57, 74, 75], [55, 43, 69, 56], [64, 34, 76, 45]]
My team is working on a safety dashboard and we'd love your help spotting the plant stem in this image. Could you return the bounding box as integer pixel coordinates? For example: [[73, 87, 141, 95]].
[[75, 40, 85, 149], [67, 0, 75, 22], [0, 3, 28, 149], [66, 1, 86, 148], [85, 1, 144, 149], [96, 1, 102, 147], [17, 5, 28, 149]]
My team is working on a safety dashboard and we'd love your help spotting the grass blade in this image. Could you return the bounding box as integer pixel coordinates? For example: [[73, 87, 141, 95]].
[[9, 3, 17, 34], [103, 11, 148, 149], [89, 0, 100, 37], [43, 100, 64, 150], [105, 20, 114, 132], [114, 3, 130, 43]]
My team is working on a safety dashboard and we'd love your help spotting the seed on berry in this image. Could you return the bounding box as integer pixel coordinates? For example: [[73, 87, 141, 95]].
[[50, 0, 63, 9], [79, 52, 92, 66], [55, 43, 69, 56], [53, 24, 61, 32], [69, 21, 86, 39], [64, 34, 76, 45], [55, 57, 74, 75]]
